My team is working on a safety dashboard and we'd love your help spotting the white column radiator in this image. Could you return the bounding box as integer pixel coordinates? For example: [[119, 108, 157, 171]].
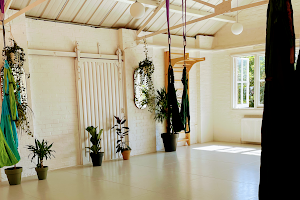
[[75, 58, 124, 164], [241, 118, 262, 144]]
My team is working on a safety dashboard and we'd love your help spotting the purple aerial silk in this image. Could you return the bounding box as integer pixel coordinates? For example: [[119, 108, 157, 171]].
[[0, 0, 4, 21]]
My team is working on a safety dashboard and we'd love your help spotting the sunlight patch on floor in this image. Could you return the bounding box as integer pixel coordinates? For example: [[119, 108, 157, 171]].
[[193, 145, 261, 156]]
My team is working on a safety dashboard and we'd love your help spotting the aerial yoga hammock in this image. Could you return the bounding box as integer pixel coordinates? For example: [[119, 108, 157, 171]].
[[166, 0, 184, 134], [259, 0, 300, 199], [179, 0, 190, 133], [0, 0, 20, 168]]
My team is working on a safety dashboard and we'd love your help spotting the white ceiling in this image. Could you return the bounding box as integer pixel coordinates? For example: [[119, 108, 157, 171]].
[[7, 0, 256, 37]]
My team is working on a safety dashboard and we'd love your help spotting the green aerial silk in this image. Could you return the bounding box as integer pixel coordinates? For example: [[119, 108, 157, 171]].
[[0, 128, 19, 168], [0, 60, 20, 168], [180, 67, 190, 133]]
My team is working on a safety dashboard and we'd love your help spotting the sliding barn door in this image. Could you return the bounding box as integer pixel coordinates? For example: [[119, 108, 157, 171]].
[[75, 58, 124, 164]]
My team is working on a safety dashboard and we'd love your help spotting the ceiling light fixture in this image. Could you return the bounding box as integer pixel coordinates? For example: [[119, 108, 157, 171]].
[[231, 0, 243, 35], [130, 0, 145, 19]]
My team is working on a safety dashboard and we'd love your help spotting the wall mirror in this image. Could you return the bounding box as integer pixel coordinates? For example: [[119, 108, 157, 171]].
[[134, 68, 148, 109]]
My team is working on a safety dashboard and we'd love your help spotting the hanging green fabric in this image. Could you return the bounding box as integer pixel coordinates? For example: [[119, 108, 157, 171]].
[[180, 67, 190, 133], [0, 60, 20, 168], [179, 0, 190, 134], [0, 128, 19, 168]]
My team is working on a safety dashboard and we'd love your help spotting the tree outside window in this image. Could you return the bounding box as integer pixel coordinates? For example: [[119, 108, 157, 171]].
[[233, 54, 265, 109]]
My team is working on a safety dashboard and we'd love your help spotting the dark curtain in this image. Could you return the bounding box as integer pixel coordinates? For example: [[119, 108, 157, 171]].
[[260, 0, 299, 198]]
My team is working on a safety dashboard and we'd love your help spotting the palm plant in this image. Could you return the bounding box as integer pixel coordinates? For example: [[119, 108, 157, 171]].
[[27, 139, 55, 168], [85, 126, 103, 154]]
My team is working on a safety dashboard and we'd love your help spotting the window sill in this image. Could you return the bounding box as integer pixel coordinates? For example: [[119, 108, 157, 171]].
[[232, 107, 264, 110]]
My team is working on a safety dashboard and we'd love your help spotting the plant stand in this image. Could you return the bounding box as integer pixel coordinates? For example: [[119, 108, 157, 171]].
[[5, 167, 23, 185]]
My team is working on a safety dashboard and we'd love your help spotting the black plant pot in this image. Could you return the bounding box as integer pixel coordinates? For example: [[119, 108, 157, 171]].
[[90, 152, 104, 166], [161, 133, 179, 152]]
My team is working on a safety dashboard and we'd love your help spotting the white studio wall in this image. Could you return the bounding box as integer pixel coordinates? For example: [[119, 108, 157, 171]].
[[0, 0, 278, 180]]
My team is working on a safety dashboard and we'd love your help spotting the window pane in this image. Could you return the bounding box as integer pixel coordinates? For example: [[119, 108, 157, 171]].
[[243, 60, 247, 81], [237, 58, 241, 81], [260, 56, 266, 80], [249, 86, 254, 107], [243, 83, 247, 104], [238, 83, 241, 104], [260, 81, 265, 104], [249, 56, 255, 108]]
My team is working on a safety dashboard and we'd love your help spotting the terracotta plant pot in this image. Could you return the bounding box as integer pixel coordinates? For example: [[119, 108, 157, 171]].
[[122, 150, 131, 160], [35, 166, 48, 180], [90, 152, 104, 166], [5, 167, 23, 185]]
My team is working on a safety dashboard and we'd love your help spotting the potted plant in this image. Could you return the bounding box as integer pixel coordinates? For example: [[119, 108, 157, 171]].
[[4, 166, 23, 185], [26, 139, 55, 180], [150, 87, 180, 152], [85, 126, 104, 166], [111, 116, 131, 160]]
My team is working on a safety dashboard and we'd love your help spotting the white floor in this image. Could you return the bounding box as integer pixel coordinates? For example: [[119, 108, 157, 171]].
[[0, 142, 261, 200]]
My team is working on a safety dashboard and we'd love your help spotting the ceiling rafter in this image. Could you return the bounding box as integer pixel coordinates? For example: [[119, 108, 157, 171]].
[[55, 0, 69, 20], [156, 12, 175, 32], [136, 0, 166, 35], [39, 0, 51, 18], [136, 0, 268, 40], [99, 2, 118, 26], [135, 8, 155, 30], [124, 17, 133, 28], [115, 0, 235, 23], [71, 0, 87, 22], [112, 4, 131, 28], [145, 11, 164, 32], [4, 0, 47, 24], [4, 0, 13, 13], [86, 0, 104, 24]]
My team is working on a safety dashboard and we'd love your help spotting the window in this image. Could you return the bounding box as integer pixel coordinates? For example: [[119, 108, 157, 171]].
[[233, 54, 265, 109]]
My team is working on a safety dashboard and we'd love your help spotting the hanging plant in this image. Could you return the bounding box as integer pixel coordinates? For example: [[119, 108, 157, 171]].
[[134, 39, 156, 112], [1, 39, 33, 137]]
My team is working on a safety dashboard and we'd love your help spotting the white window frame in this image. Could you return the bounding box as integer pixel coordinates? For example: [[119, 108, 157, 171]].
[[232, 52, 265, 109], [235, 57, 249, 108]]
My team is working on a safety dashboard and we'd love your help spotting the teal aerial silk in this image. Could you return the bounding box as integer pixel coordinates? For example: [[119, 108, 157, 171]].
[[180, 67, 190, 133], [0, 60, 20, 168]]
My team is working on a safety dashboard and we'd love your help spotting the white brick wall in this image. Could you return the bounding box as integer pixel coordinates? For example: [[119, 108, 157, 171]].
[[212, 49, 263, 143], [119, 29, 157, 156]]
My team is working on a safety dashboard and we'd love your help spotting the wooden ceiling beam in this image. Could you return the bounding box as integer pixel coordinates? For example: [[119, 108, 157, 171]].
[[99, 2, 118, 26], [136, 0, 166, 35], [112, 4, 130, 27], [115, 0, 235, 23], [136, 0, 268, 40], [39, 0, 51, 18], [4, 0, 47, 24], [4, 0, 13, 13], [193, 0, 216, 8], [86, 0, 103, 24], [56, 0, 70, 20], [71, 0, 87, 22]]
